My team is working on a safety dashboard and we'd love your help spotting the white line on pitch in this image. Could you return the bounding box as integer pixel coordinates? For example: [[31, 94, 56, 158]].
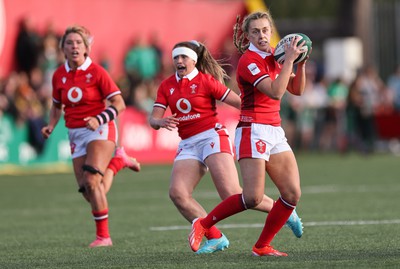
[[149, 219, 400, 231]]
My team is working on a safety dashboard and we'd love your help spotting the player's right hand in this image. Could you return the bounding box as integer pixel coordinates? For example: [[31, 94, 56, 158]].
[[41, 126, 53, 139], [160, 113, 179, 131]]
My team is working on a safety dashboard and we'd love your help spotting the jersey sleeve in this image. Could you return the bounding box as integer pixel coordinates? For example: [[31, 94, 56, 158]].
[[237, 53, 269, 87], [97, 65, 121, 99], [153, 81, 168, 110], [207, 75, 231, 102]]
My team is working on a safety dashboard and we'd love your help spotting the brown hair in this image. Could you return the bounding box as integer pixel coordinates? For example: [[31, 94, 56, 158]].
[[173, 41, 229, 83], [233, 11, 274, 54], [60, 25, 93, 57]]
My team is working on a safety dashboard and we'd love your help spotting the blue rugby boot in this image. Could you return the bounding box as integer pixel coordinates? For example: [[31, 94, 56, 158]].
[[285, 209, 303, 238], [196, 233, 229, 254]]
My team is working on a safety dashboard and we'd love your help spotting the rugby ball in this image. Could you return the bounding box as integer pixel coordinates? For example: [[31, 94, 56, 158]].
[[273, 33, 312, 65]]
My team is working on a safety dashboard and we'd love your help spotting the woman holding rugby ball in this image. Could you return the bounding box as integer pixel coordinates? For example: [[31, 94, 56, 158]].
[[188, 11, 309, 256]]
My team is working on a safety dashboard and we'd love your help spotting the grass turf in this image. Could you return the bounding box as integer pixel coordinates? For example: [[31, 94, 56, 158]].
[[0, 153, 399, 268]]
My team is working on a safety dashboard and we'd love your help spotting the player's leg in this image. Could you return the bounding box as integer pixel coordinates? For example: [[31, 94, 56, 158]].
[[169, 159, 208, 221], [102, 147, 141, 193], [252, 151, 301, 256], [84, 140, 115, 247], [72, 155, 90, 202], [189, 157, 266, 252]]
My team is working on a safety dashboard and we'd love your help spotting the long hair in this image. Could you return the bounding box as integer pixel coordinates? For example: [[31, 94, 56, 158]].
[[173, 41, 229, 84], [233, 11, 274, 54]]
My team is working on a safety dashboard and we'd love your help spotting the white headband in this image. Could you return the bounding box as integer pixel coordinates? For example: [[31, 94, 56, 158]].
[[172, 47, 198, 62]]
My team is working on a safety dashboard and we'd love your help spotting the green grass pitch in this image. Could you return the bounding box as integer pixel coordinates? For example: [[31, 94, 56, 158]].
[[0, 153, 399, 268]]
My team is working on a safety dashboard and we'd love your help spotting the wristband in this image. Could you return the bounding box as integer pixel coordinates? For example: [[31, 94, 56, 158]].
[[95, 105, 118, 125]]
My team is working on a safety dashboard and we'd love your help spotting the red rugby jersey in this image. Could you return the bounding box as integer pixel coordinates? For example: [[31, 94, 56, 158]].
[[154, 68, 230, 139], [236, 46, 282, 126], [52, 57, 121, 128]]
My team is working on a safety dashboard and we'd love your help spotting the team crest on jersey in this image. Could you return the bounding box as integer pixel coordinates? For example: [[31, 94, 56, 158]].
[[190, 84, 198, 94], [170, 88, 175, 95], [247, 63, 260, 75], [86, 73, 92, 83], [62, 77, 67, 84], [255, 140, 266, 154], [210, 142, 215, 148]]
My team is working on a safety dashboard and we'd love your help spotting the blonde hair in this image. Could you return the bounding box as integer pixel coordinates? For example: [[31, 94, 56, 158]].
[[60, 25, 93, 57], [233, 11, 274, 54], [173, 41, 229, 83]]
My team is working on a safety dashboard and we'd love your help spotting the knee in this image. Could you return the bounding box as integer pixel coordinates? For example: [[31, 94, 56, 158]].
[[169, 187, 189, 206], [282, 189, 301, 206], [81, 164, 103, 193], [82, 174, 101, 194], [243, 194, 264, 209]]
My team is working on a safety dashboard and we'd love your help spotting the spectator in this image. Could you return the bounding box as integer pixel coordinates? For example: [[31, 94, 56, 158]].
[[325, 77, 349, 152], [387, 65, 400, 111], [14, 17, 42, 75]]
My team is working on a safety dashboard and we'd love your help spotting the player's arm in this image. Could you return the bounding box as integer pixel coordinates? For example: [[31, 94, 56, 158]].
[[41, 102, 62, 139], [287, 58, 307, 96], [222, 90, 241, 110], [107, 94, 126, 114], [85, 94, 125, 131], [149, 106, 179, 131], [258, 37, 305, 99]]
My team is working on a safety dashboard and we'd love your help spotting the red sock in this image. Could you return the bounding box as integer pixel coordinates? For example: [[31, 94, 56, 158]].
[[254, 197, 294, 248], [107, 157, 124, 175], [205, 225, 222, 240], [201, 194, 246, 228], [92, 209, 110, 238]]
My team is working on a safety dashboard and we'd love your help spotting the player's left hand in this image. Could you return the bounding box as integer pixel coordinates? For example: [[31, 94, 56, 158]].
[[84, 116, 100, 131]]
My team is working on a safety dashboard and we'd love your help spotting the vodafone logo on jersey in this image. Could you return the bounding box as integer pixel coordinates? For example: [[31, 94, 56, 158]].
[[176, 98, 191, 114], [67, 87, 83, 103], [175, 98, 200, 122]]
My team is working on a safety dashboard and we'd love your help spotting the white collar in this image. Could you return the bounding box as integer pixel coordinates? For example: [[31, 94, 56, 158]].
[[65, 57, 92, 72], [248, 43, 271, 59], [175, 67, 199, 82]]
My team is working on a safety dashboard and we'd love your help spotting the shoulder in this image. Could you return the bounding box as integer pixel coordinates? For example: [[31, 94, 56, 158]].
[[53, 64, 66, 76], [195, 72, 221, 86], [89, 62, 108, 74], [238, 51, 264, 69], [158, 75, 177, 91], [52, 65, 66, 83]]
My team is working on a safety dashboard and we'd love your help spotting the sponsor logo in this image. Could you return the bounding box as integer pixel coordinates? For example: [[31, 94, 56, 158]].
[[176, 98, 191, 113], [175, 98, 201, 121], [176, 113, 200, 121], [240, 115, 254, 122], [247, 63, 260, 75], [67, 87, 83, 103]]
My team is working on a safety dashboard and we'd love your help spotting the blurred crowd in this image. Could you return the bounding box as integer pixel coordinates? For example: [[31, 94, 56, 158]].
[[1, 18, 400, 156], [281, 62, 399, 155]]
